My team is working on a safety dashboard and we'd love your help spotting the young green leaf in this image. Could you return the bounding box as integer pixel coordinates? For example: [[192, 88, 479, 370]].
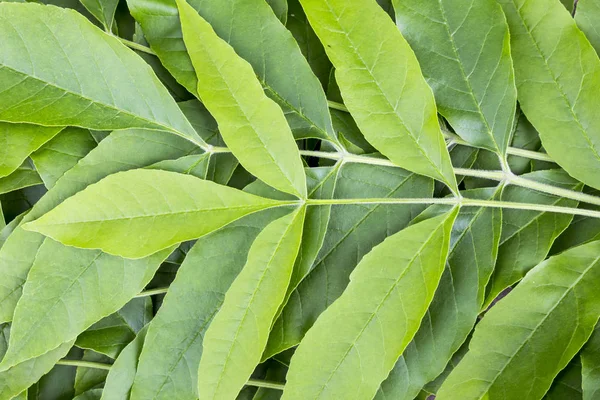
[[176, 0, 306, 198], [147, 154, 211, 179], [484, 170, 581, 306], [437, 240, 600, 400], [264, 163, 433, 359], [23, 169, 288, 258], [101, 326, 148, 400], [498, 0, 600, 190], [0, 123, 64, 179], [197, 207, 305, 400], [582, 324, 600, 400], [128, 0, 337, 143], [130, 209, 288, 400], [0, 240, 171, 369], [576, 0, 600, 55], [30, 128, 98, 189], [300, 0, 457, 191], [282, 208, 458, 400], [377, 188, 502, 400], [0, 130, 197, 324], [393, 0, 516, 157], [0, 3, 204, 147]]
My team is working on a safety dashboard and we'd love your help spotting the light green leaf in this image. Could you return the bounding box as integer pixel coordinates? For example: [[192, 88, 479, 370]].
[[0, 167, 43, 196], [0, 341, 74, 400], [0, 240, 171, 369], [377, 188, 502, 400], [393, 0, 516, 156], [79, 0, 119, 31], [264, 163, 433, 359], [0, 123, 63, 179], [127, 0, 336, 143], [73, 389, 103, 400], [437, 240, 600, 400], [101, 326, 148, 400], [282, 208, 457, 400], [300, 0, 457, 191], [484, 170, 581, 306], [497, 0, 600, 190], [0, 3, 203, 147], [130, 209, 288, 400], [197, 207, 305, 400], [286, 0, 331, 87], [177, 0, 306, 198], [27, 347, 80, 400], [582, 324, 600, 400], [30, 128, 98, 189], [24, 169, 287, 258], [576, 0, 600, 55], [75, 297, 152, 358], [0, 129, 196, 324]]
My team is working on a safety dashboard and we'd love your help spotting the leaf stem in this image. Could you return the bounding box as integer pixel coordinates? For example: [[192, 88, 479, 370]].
[[246, 378, 286, 391], [306, 198, 600, 219], [134, 287, 170, 297], [326, 100, 554, 163], [56, 360, 112, 370], [117, 37, 156, 55], [56, 358, 286, 390]]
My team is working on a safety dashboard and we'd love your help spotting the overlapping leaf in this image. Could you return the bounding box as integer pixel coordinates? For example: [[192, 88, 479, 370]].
[[393, 0, 516, 156], [437, 240, 600, 399], [498, 0, 600, 190], [0, 3, 203, 146], [282, 208, 457, 399], [299, 0, 457, 191]]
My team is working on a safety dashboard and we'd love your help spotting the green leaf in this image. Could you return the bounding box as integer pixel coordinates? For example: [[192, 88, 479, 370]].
[[79, 0, 119, 31], [282, 208, 457, 400], [299, 0, 457, 191], [393, 0, 516, 156], [0, 167, 43, 196], [576, 0, 600, 55], [130, 209, 288, 400], [484, 170, 581, 306], [75, 297, 152, 358], [265, 0, 287, 24], [544, 358, 583, 400], [0, 240, 171, 369], [264, 163, 433, 359], [0, 129, 196, 324], [147, 154, 211, 179], [101, 326, 148, 400], [0, 3, 203, 147], [582, 324, 600, 400], [176, 0, 306, 198], [437, 240, 600, 400], [30, 128, 98, 189], [0, 123, 63, 179], [377, 188, 502, 400], [74, 351, 111, 395], [127, 0, 336, 144], [24, 169, 287, 258], [0, 341, 74, 400], [497, 0, 600, 190], [27, 347, 80, 400], [197, 207, 305, 400]]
